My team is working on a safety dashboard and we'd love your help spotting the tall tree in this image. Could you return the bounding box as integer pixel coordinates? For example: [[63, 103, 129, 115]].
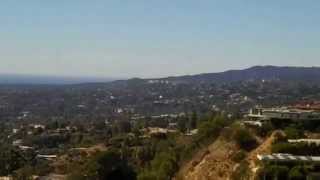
[[189, 111, 198, 130]]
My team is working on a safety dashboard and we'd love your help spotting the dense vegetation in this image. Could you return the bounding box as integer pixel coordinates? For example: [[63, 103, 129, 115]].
[[64, 113, 232, 180], [0, 72, 320, 179]]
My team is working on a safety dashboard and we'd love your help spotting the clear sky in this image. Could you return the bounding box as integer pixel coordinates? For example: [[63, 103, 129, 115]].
[[0, 0, 319, 78]]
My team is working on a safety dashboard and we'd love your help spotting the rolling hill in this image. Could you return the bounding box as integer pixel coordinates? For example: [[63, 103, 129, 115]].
[[158, 66, 320, 84]]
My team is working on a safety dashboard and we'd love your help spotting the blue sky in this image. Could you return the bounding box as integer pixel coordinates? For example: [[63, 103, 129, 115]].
[[0, 1, 319, 78]]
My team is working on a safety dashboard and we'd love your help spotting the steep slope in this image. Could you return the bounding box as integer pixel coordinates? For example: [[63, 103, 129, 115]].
[[176, 136, 238, 180], [162, 66, 320, 84], [107, 66, 320, 87], [176, 130, 281, 180], [246, 131, 283, 179]]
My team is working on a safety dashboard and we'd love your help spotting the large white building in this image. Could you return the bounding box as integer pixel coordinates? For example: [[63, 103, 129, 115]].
[[248, 107, 320, 122]]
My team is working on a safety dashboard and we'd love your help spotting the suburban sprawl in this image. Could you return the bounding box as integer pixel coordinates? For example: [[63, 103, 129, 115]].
[[1, 66, 320, 179]]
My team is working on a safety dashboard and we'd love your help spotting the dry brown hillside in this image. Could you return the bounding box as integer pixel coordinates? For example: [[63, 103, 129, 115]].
[[175, 136, 238, 180], [175, 129, 280, 180]]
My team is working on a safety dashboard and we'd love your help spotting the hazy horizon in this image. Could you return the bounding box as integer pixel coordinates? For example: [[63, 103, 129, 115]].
[[1, 1, 320, 78], [0, 65, 319, 85], [2, 65, 319, 79]]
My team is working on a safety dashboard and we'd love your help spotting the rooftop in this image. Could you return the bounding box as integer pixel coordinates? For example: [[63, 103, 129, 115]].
[[257, 154, 320, 163]]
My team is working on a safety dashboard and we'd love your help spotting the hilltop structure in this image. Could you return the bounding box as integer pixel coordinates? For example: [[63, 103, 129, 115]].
[[248, 104, 320, 122]]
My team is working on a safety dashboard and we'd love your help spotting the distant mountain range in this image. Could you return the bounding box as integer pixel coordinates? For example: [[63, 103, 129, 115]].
[[153, 66, 320, 84], [0, 66, 320, 85]]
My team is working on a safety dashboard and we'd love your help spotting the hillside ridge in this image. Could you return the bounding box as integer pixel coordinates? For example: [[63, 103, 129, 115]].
[[110, 66, 320, 86]]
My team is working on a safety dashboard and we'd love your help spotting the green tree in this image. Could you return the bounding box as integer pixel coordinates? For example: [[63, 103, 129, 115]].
[[69, 150, 136, 180], [285, 126, 304, 139], [139, 150, 178, 180], [177, 117, 187, 133], [258, 165, 289, 180], [289, 166, 305, 180], [189, 111, 198, 130], [233, 128, 257, 150], [196, 115, 228, 144], [0, 147, 26, 176]]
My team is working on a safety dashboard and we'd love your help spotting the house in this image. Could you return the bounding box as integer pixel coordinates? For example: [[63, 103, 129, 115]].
[[36, 155, 57, 161], [242, 121, 263, 127], [12, 139, 23, 146], [168, 123, 178, 129], [185, 129, 198, 136], [30, 124, 46, 129], [142, 127, 178, 138], [12, 129, 19, 134], [19, 145, 34, 151]]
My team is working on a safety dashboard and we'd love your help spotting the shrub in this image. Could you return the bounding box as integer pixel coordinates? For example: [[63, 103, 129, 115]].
[[233, 128, 257, 150], [284, 126, 304, 139], [68, 150, 136, 180], [138, 150, 178, 180], [257, 165, 289, 180], [257, 122, 274, 137], [232, 150, 247, 162], [289, 166, 306, 180], [196, 116, 228, 145]]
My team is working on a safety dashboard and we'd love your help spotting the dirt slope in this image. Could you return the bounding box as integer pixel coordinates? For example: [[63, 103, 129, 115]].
[[175, 130, 281, 180], [246, 131, 283, 179], [175, 136, 238, 180]]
